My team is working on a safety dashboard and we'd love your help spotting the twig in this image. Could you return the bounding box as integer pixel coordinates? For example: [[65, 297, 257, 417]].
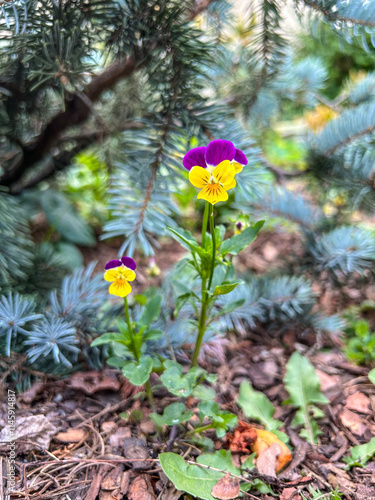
[[72, 400, 130, 429], [23, 464, 30, 500]]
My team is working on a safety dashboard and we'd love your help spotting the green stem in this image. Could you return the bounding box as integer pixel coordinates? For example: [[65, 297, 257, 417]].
[[124, 297, 154, 408], [187, 423, 214, 435], [201, 201, 209, 248], [207, 203, 216, 291], [191, 204, 217, 368]]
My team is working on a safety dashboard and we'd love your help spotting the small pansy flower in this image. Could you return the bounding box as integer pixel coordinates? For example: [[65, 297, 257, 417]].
[[183, 139, 248, 205], [104, 256, 137, 297]]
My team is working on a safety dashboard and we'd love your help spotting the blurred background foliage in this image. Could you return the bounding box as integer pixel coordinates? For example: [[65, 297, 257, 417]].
[[1, 0, 375, 383]]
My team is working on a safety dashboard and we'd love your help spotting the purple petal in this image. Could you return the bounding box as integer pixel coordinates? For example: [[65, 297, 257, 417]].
[[205, 140, 236, 167], [105, 259, 122, 270], [183, 146, 207, 171], [121, 256, 137, 270], [234, 149, 248, 165]]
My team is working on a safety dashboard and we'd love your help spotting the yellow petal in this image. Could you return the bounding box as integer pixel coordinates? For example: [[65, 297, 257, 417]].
[[189, 166, 210, 188], [104, 268, 122, 282], [108, 280, 132, 297], [223, 178, 236, 190], [123, 269, 136, 282], [197, 183, 228, 205], [213, 160, 235, 185], [233, 162, 243, 174]]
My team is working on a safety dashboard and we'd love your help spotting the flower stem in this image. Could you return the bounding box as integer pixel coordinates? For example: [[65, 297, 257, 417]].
[[124, 297, 154, 408], [207, 203, 216, 291], [202, 201, 209, 248], [191, 204, 216, 368], [187, 423, 215, 435]]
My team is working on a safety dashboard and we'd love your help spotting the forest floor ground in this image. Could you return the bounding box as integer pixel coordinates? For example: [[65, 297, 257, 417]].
[[1, 230, 374, 500]]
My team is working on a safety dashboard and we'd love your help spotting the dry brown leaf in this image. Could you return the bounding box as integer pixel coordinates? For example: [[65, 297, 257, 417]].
[[123, 437, 151, 469], [101, 465, 124, 491], [256, 442, 281, 478], [0, 414, 57, 453], [345, 392, 371, 414], [211, 473, 240, 500], [128, 475, 156, 500], [109, 427, 132, 448], [315, 369, 340, 392], [339, 408, 368, 436], [67, 370, 120, 394], [227, 420, 257, 453], [252, 429, 292, 472], [280, 487, 301, 500], [55, 428, 87, 443]]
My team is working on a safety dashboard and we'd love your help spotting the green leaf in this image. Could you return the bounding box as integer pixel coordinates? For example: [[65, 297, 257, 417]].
[[140, 294, 162, 327], [91, 332, 127, 347], [159, 453, 223, 500], [160, 361, 194, 398], [150, 403, 193, 426], [197, 450, 240, 476], [167, 227, 207, 257], [238, 381, 282, 431], [192, 384, 216, 401], [284, 352, 329, 444], [54, 242, 83, 270], [198, 401, 238, 437], [134, 294, 147, 305], [106, 356, 127, 368], [343, 437, 375, 468], [174, 292, 197, 317], [213, 282, 239, 296], [220, 221, 264, 256], [369, 368, 375, 384], [122, 356, 153, 386], [40, 189, 96, 247], [216, 298, 246, 317], [143, 329, 164, 341]]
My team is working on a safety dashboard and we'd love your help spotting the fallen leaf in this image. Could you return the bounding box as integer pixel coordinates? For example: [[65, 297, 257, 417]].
[[227, 420, 257, 453], [123, 437, 151, 469], [345, 392, 371, 414], [109, 427, 132, 448], [0, 415, 57, 453], [211, 473, 240, 500], [256, 442, 281, 477], [280, 487, 301, 500], [67, 370, 120, 394], [101, 465, 124, 490], [315, 369, 340, 392], [55, 428, 87, 443], [252, 429, 292, 472], [339, 408, 368, 437], [128, 475, 156, 500], [101, 421, 117, 432], [19, 382, 45, 404]]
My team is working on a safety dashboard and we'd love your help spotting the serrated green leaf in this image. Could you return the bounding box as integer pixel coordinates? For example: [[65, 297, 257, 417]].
[[159, 453, 222, 500], [343, 437, 375, 468], [122, 356, 153, 385], [284, 352, 329, 444], [140, 294, 162, 327], [41, 189, 96, 246], [213, 282, 238, 296], [238, 381, 282, 431], [220, 221, 264, 256]]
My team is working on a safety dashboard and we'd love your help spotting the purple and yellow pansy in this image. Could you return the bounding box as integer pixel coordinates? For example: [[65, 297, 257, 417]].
[[183, 139, 248, 205], [104, 256, 137, 297]]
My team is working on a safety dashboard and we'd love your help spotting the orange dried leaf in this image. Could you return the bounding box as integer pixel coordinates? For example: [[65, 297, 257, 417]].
[[251, 429, 292, 472], [227, 420, 257, 453]]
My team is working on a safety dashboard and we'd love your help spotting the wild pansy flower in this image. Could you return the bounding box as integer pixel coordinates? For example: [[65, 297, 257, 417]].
[[183, 139, 248, 205], [104, 256, 137, 297]]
